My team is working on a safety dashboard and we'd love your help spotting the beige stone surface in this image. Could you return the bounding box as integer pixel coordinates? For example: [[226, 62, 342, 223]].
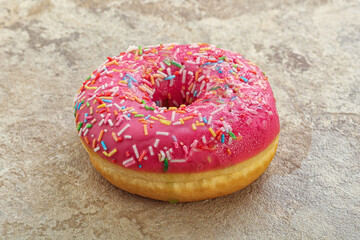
[[0, 0, 359, 239]]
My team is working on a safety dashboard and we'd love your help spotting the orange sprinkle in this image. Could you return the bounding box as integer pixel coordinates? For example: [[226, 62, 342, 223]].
[[143, 124, 148, 135], [168, 92, 171, 100], [98, 130, 104, 142], [84, 136, 89, 145], [195, 71, 199, 82], [183, 116, 194, 121], [134, 96, 142, 103], [188, 83, 194, 91], [227, 148, 232, 155], [114, 110, 118, 116], [138, 150, 146, 162], [92, 139, 96, 148], [150, 75, 155, 85], [176, 110, 186, 113], [138, 85, 147, 92], [75, 113, 79, 122], [156, 114, 166, 120]]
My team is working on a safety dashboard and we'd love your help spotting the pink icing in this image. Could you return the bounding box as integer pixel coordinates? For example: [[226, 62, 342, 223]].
[[74, 43, 280, 173]]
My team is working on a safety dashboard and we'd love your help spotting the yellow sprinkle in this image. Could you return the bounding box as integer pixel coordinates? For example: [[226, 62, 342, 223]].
[[168, 107, 177, 111], [209, 128, 216, 137], [108, 149, 117, 157], [192, 123, 197, 130], [97, 103, 106, 108], [159, 119, 172, 126], [143, 125, 148, 135], [187, 51, 192, 55], [93, 99, 97, 104], [100, 97, 113, 99], [90, 107, 93, 115], [150, 116, 159, 121], [179, 118, 184, 124], [156, 114, 166, 120], [200, 47, 211, 51], [132, 111, 138, 114], [85, 85, 97, 90], [112, 132, 118, 142], [103, 151, 108, 157]]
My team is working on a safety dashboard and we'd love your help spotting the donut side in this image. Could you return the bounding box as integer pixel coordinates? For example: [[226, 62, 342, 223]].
[[82, 134, 279, 202]]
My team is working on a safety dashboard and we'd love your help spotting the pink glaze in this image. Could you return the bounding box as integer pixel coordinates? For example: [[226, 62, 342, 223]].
[[74, 43, 280, 173]]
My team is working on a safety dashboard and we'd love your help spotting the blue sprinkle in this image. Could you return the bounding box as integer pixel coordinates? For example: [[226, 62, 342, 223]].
[[145, 115, 151, 120], [230, 96, 237, 100], [203, 117, 208, 124], [84, 113, 88, 123], [121, 106, 126, 109], [240, 76, 248, 83], [138, 165, 142, 168], [224, 84, 229, 89], [193, 90, 198, 97], [219, 70, 223, 73], [229, 69, 234, 74], [126, 73, 138, 83], [127, 113, 131, 117], [102, 99, 112, 103], [77, 102, 82, 110], [75, 102, 78, 109], [172, 135, 178, 142], [164, 75, 176, 80], [217, 60, 224, 64], [101, 141, 107, 151], [221, 134, 225, 143], [215, 66, 220, 71], [201, 62, 216, 67]]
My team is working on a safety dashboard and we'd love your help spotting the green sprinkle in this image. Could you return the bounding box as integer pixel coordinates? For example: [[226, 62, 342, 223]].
[[142, 100, 145, 104], [77, 122, 83, 131], [86, 76, 91, 80], [149, 107, 155, 110], [138, 46, 143, 55], [229, 131, 237, 140], [134, 114, 145, 118], [145, 106, 149, 110], [219, 56, 225, 60], [163, 158, 169, 172], [233, 64, 237, 68], [86, 124, 92, 128], [86, 102, 90, 107], [208, 86, 221, 91], [170, 61, 183, 68], [169, 199, 178, 204], [163, 59, 171, 66], [81, 100, 84, 104]]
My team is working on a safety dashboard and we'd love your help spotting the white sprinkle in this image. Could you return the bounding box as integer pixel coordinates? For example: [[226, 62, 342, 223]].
[[132, 144, 139, 159], [172, 100, 179, 107], [108, 119, 114, 127], [124, 135, 132, 139], [182, 70, 187, 84], [160, 62, 166, 70], [78, 128, 83, 137], [169, 148, 173, 153], [156, 132, 169, 136], [93, 146, 100, 152], [166, 150, 172, 160], [98, 119, 105, 126], [181, 89, 185, 98], [199, 80, 206, 92], [160, 150, 166, 161], [83, 129, 89, 136], [188, 71, 194, 75], [228, 137, 233, 145], [167, 67, 171, 76], [171, 111, 176, 122], [211, 106, 225, 115], [123, 157, 135, 166], [208, 115, 213, 125], [198, 112, 203, 122], [120, 100, 125, 104], [190, 139, 198, 148], [169, 78, 174, 87], [202, 135, 207, 144], [198, 75, 205, 82], [157, 70, 167, 77], [123, 115, 130, 120], [114, 103, 121, 110], [172, 121, 181, 125], [117, 124, 130, 136], [148, 146, 154, 156], [100, 114, 105, 118], [170, 159, 186, 163], [153, 139, 160, 148]]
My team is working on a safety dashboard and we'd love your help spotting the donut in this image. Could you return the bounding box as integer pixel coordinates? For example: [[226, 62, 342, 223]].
[[74, 43, 280, 202]]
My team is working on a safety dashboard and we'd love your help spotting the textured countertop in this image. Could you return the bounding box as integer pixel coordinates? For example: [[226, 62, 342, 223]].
[[1, 0, 359, 239]]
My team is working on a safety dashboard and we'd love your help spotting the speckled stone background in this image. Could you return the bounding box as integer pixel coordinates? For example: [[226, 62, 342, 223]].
[[1, 0, 359, 239]]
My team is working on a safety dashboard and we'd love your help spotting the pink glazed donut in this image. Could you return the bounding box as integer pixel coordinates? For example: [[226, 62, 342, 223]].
[[74, 43, 280, 202]]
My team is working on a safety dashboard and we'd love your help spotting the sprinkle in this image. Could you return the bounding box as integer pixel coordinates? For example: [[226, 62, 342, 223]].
[[170, 60, 183, 68], [124, 135, 132, 139], [138, 150, 146, 162], [132, 144, 139, 159], [117, 124, 130, 136], [221, 134, 225, 143], [112, 132, 118, 142], [182, 116, 194, 121], [159, 119, 172, 126], [160, 150, 166, 161], [93, 146, 100, 152], [227, 148, 232, 155], [203, 117, 208, 124], [108, 149, 117, 157], [143, 124, 148, 135], [156, 131, 169, 136], [77, 122, 83, 131], [163, 158, 169, 172], [211, 106, 225, 115], [229, 131, 237, 139], [240, 76, 248, 83], [138, 46, 143, 55], [192, 123, 197, 130], [208, 116, 213, 125], [134, 114, 144, 118], [97, 103, 106, 108], [171, 111, 176, 122], [123, 157, 135, 166], [172, 135, 178, 142], [170, 159, 186, 163], [98, 130, 104, 141], [154, 139, 160, 148], [179, 118, 184, 124], [148, 146, 154, 156], [208, 128, 216, 138], [166, 151, 172, 160], [101, 141, 107, 151], [164, 75, 175, 80], [125, 73, 138, 83], [202, 135, 207, 144]]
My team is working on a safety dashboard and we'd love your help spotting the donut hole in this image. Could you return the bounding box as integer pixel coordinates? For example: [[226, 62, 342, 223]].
[[149, 70, 202, 108]]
